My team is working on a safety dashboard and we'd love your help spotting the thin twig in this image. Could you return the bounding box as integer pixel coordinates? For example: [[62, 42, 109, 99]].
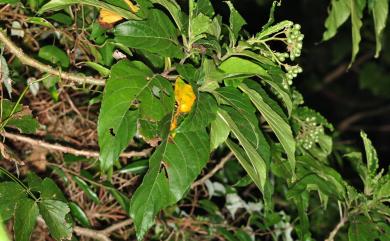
[[73, 219, 133, 241], [0, 31, 105, 86], [325, 215, 347, 241], [191, 152, 234, 188], [338, 104, 390, 132], [1, 131, 152, 159]]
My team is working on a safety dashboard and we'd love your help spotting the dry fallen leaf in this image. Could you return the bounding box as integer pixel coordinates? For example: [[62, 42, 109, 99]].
[[99, 0, 139, 28]]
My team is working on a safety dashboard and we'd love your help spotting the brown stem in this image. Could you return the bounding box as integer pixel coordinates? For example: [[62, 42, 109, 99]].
[[0, 30, 105, 86], [325, 215, 348, 241], [73, 219, 133, 241], [191, 152, 234, 188], [1, 131, 152, 159]]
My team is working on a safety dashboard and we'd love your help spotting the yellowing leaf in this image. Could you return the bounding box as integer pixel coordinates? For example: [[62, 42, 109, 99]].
[[123, 0, 140, 13], [174, 77, 196, 114], [99, 0, 139, 26], [99, 9, 124, 24]]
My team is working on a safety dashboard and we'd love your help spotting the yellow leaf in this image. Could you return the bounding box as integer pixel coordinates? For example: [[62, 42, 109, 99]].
[[99, 9, 123, 24], [174, 77, 196, 114], [123, 0, 140, 13], [99, 0, 139, 26]]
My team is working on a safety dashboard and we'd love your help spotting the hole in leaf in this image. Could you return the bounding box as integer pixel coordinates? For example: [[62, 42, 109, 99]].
[[109, 128, 116, 136]]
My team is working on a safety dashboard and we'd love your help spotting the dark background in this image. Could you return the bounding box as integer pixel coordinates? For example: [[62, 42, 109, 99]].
[[212, 0, 390, 165]]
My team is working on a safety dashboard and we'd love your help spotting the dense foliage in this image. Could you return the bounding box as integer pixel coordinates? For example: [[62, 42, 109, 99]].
[[0, 0, 389, 241]]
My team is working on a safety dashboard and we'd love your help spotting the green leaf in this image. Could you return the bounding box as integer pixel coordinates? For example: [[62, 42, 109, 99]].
[[190, 13, 213, 39], [25, 173, 43, 192], [14, 198, 39, 241], [0, 222, 9, 241], [26, 17, 54, 28], [39, 178, 67, 202], [98, 60, 174, 171], [69, 202, 91, 227], [219, 57, 268, 78], [360, 131, 379, 176], [38, 200, 72, 241], [47, 13, 73, 26], [0, 99, 40, 134], [219, 57, 292, 115], [130, 131, 210, 240], [225, 139, 264, 192], [210, 112, 230, 150], [150, 0, 184, 31], [323, 0, 351, 41], [347, 0, 366, 64], [177, 92, 218, 132], [219, 110, 267, 192], [377, 178, 390, 199], [114, 9, 183, 58], [348, 216, 379, 241], [0, 0, 19, 4], [38, 45, 70, 68], [85, 62, 110, 77], [214, 87, 270, 162], [369, 0, 389, 57], [39, 0, 141, 20], [72, 176, 100, 204], [0, 182, 26, 221], [225, 1, 246, 43], [194, 0, 214, 17], [6, 116, 39, 134], [118, 159, 149, 174], [256, 20, 293, 39], [240, 82, 296, 172]]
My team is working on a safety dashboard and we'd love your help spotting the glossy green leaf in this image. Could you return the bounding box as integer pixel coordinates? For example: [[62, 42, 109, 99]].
[[323, 0, 350, 41], [14, 198, 39, 241], [85, 62, 110, 77], [39, 200, 72, 241], [38, 45, 70, 68], [210, 112, 230, 150], [118, 159, 149, 174], [69, 202, 91, 227], [39, 0, 141, 20], [130, 130, 210, 240], [177, 92, 218, 132], [219, 110, 267, 192], [72, 176, 100, 204], [114, 9, 183, 58], [240, 83, 296, 172]]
